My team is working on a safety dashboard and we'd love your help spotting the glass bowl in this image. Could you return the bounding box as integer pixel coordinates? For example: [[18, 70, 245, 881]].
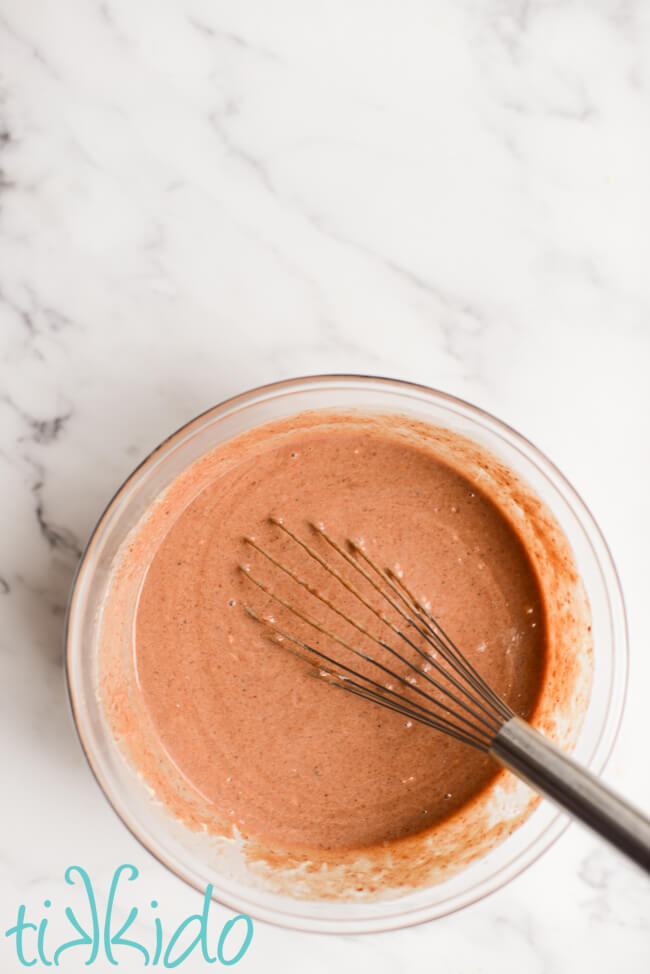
[[65, 375, 628, 933]]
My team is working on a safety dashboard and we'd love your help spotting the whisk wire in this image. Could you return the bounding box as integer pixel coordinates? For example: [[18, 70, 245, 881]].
[[310, 522, 512, 725], [262, 520, 504, 729], [239, 518, 650, 875], [385, 569, 514, 722], [240, 521, 515, 744], [241, 565, 496, 746], [243, 606, 491, 748]]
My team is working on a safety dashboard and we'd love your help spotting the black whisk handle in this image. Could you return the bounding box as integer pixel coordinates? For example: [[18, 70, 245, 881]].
[[491, 717, 650, 874]]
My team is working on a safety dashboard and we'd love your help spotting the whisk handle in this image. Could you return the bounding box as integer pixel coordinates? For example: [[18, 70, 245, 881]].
[[491, 717, 650, 873]]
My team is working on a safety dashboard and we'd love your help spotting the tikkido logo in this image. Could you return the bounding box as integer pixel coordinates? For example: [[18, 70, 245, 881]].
[[4, 865, 254, 968]]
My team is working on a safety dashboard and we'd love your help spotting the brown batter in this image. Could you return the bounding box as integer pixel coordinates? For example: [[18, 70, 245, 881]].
[[133, 427, 547, 852]]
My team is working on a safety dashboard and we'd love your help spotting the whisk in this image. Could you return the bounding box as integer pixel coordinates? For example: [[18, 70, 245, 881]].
[[240, 517, 650, 874]]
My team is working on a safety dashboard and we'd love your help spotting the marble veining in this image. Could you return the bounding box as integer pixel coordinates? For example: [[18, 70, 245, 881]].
[[1, 0, 649, 971]]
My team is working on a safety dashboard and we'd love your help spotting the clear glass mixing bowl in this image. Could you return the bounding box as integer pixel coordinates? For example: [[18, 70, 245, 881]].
[[65, 375, 627, 933]]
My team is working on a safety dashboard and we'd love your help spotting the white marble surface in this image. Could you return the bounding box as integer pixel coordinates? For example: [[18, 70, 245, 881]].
[[1, 0, 649, 970]]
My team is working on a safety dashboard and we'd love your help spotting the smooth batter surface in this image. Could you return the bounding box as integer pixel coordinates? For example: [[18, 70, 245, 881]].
[[134, 428, 547, 852]]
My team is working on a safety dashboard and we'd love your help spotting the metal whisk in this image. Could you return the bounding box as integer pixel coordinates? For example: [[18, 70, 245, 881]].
[[240, 518, 650, 874]]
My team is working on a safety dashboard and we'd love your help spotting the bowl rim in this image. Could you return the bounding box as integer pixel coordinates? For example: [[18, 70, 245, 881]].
[[65, 373, 629, 933]]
